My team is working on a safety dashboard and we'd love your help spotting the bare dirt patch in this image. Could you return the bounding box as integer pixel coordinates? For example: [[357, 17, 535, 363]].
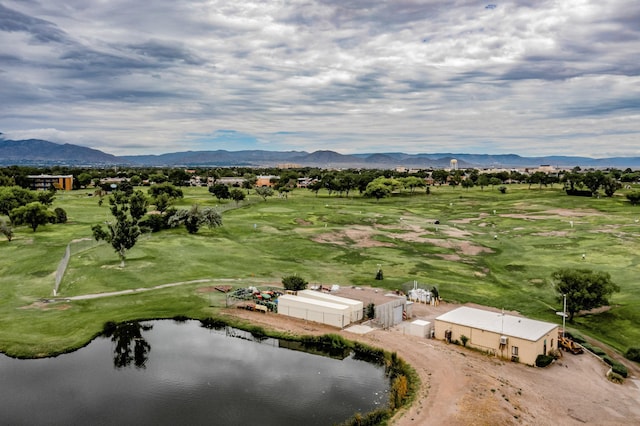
[[20, 301, 72, 311], [221, 290, 640, 426], [295, 218, 313, 226], [313, 224, 492, 256]]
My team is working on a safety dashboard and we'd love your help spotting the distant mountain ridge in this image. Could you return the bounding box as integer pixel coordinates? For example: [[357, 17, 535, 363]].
[[1, 137, 639, 169]]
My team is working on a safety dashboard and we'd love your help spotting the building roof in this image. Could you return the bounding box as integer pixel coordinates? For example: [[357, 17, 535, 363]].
[[277, 294, 351, 312], [436, 306, 558, 342], [27, 174, 73, 178]]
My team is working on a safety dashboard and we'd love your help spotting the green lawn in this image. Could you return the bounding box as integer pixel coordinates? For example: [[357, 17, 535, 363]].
[[1, 184, 639, 358]]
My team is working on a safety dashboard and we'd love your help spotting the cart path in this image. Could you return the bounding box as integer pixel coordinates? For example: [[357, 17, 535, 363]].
[[53, 278, 243, 301]]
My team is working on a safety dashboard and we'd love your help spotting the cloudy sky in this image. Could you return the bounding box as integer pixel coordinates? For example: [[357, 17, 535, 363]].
[[0, 1, 638, 157]]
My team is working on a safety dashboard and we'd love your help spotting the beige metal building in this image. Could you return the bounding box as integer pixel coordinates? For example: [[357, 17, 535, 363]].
[[434, 306, 559, 365]]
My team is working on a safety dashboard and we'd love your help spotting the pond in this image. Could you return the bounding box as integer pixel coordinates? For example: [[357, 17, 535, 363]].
[[0, 320, 389, 425]]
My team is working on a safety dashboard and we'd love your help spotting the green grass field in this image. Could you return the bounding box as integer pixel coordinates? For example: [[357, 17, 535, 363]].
[[1, 184, 639, 358]]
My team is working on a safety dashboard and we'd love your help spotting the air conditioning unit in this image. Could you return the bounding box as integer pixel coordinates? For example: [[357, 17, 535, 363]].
[[499, 336, 508, 345]]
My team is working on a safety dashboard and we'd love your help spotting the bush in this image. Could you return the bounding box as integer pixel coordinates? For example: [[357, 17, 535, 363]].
[[138, 213, 166, 233], [549, 348, 562, 360], [625, 347, 640, 362], [460, 335, 468, 347], [365, 303, 375, 320], [611, 362, 628, 378], [608, 371, 624, 384], [582, 343, 606, 356], [535, 354, 554, 367], [53, 207, 67, 223], [566, 189, 593, 197]]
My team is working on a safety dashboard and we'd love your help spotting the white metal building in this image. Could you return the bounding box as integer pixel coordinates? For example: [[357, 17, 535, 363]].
[[276, 294, 352, 328], [297, 290, 364, 323], [434, 306, 559, 365]]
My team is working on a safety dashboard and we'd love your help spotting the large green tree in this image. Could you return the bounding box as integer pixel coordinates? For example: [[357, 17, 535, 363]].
[[168, 204, 222, 234], [9, 202, 54, 232], [92, 191, 141, 267], [0, 186, 36, 215], [551, 269, 620, 322], [282, 275, 308, 291]]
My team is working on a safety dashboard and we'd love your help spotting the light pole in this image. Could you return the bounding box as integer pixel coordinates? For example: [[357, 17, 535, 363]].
[[556, 294, 567, 338], [562, 294, 567, 338]]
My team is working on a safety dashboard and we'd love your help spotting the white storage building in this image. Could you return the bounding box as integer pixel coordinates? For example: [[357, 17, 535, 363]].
[[408, 320, 432, 338], [298, 290, 364, 322], [277, 294, 352, 328]]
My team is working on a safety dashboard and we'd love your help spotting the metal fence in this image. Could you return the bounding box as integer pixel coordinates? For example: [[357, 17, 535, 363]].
[[53, 238, 101, 296]]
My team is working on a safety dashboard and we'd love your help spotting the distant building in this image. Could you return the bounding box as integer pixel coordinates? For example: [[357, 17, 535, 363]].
[[256, 175, 279, 187], [450, 159, 458, 170], [434, 306, 558, 365], [277, 163, 302, 169], [27, 174, 74, 191]]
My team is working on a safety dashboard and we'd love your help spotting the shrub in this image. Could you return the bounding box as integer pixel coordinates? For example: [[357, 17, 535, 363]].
[[365, 303, 375, 320], [611, 362, 628, 378], [138, 213, 166, 233], [549, 348, 562, 360], [608, 371, 624, 384], [625, 347, 640, 362], [460, 335, 469, 347], [582, 343, 606, 356], [535, 354, 554, 367], [339, 409, 390, 426], [53, 207, 67, 223]]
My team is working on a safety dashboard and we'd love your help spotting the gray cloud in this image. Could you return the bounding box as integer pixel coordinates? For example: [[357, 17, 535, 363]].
[[0, 0, 638, 157]]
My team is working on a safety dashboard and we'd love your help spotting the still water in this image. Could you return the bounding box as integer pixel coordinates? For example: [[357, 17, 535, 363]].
[[0, 320, 389, 426]]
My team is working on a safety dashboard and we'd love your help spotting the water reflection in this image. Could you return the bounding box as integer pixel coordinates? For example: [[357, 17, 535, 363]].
[[0, 320, 389, 426], [103, 321, 152, 369]]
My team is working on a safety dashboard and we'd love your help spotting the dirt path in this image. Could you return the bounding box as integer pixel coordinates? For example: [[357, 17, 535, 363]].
[[224, 300, 640, 426], [54, 281, 640, 425]]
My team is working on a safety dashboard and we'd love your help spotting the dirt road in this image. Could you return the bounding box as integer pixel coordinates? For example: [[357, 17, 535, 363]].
[[223, 294, 640, 426]]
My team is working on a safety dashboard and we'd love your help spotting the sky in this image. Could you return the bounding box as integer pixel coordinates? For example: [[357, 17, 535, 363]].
[[0, 1, 639, 157]]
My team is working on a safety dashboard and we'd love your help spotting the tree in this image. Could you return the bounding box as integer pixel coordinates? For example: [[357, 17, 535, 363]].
[[128, 190, 149, 221], [282, 275, 308, 291], [626, 191, 640, 206], [363, 177, 400, 201], [92, 191, 141, 267], [229, 188, 246, 205], [148, 182, 184, 199], [583, 171, 605, 195], [477, 174, 490, 190], [37, 188, 56, 206], [255, 186, 274, 201], [76, 172, 93, 188], [209, 184, 230, 201], [0, 218, 13, 241], [551, 269, 620, 322], [168, 204, 222, 234], [602, 175, 621, 198], [9, 202, 54, 232], [0, 186, 36, 215], [401, 176, 425, 194]]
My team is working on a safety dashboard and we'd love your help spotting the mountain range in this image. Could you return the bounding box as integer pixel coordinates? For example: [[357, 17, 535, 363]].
[[1, 137, 639, 169]]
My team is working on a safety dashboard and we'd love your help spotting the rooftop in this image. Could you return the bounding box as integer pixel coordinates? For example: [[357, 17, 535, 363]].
[[436, 306, 558, 342]]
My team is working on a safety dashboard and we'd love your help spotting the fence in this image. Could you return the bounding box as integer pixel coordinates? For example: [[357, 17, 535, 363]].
[[53, 238, 102, 296]]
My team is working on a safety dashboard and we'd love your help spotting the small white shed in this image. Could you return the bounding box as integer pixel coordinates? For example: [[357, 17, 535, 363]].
[[277, 294, 352, 328], [298, 290, 364, 322], [408, 320, 432, 338]]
